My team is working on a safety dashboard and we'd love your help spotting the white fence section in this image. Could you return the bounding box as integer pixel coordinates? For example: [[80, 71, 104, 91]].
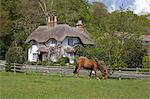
[[0, 63, 150, 79]]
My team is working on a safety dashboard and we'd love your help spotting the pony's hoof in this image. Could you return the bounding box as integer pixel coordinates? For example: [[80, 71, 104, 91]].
[[102, 77, 107, 80], [96, 77, 100, 80], [73, 75, 77, 78]]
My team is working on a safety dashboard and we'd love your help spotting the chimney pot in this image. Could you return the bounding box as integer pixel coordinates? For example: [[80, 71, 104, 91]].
[[76, 20, 84, 32], [48, 16, 51, 27], [48, 16, 51, 23], [76, 20, 83, 26], [51, 16, 54, 22], [54, 16, 57, 22]]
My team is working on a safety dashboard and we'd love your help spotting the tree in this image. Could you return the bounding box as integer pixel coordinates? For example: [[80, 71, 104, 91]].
[[6, 46, 24, 64], [0, 0, 91, 60], [5, 46, 25, 71], [85, 4, 148, 68], [47, 45, 62, 62], [0, 0, 19, 59], [109, 11, 148, 67], [45, 0, 90, 26], [0, 0, 149, 68], [121, 38, 147, 67]]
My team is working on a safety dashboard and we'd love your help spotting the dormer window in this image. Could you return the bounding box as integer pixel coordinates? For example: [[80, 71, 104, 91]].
[[30, 40, 37, 45], [68, 38, 73, 46], [51, 38, 57, 44], [47, 38, 57, 46]]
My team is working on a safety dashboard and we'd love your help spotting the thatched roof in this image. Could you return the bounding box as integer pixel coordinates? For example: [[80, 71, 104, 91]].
[[37, 47, 48, 52], [25, 24, 94, 45]]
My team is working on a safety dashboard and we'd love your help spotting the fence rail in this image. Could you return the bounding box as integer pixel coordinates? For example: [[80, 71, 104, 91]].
[[0, 63, 150, 79], [108, 68, 150, 71]]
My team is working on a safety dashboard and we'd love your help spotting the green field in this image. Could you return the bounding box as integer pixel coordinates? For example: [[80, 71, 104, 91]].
[[0, 72, 150, 99]]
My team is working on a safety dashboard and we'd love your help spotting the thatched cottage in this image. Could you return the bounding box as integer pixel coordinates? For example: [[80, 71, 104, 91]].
[[25, 16, 94, 63]]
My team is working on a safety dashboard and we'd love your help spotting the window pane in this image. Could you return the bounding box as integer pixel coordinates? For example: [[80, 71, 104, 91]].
[[33, 53, 38, 60], [68, 38, 73, 46], [52, 39, 57, 44]]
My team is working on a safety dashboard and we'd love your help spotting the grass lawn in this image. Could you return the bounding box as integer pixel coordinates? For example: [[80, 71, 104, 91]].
[[0, 72, 150, 99]]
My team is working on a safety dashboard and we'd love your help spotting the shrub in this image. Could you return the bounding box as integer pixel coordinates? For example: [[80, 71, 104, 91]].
[[5, 46, 25, 71], [57, 57, 69, 66], [48, 63, 60, 66], [60, 61, 65, 66], [113, 59, 128, 68], [6, 46, 24, 63], [5, 63, 12, 72], [42, 61, 48, 65], [142, 53, 150, 68]]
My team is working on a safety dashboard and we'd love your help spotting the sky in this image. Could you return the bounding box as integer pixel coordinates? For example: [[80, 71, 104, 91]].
[[89, 0, 150, 15]]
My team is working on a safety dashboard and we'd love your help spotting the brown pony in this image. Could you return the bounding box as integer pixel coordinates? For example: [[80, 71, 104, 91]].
[[73, 56, 108, 80]]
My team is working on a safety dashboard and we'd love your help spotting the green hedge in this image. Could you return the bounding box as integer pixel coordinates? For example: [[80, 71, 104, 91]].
[[5, 46, 25, 71]]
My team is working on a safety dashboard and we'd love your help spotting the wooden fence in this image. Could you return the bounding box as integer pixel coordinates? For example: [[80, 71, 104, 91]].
[[1, 63, 150, 79]]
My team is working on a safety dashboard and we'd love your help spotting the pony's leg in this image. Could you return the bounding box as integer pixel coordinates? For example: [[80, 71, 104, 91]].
[[73, 67, 78, 78], [76, 67, 81, 78], [73, 72, 78, 78], [94, 69, 99, 80], [88, 70, 92, 79], [73, 73, 77, 78]]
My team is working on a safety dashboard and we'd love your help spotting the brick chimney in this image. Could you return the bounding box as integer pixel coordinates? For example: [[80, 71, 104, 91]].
[[48, 16, 57, 28], [76, 20, 84, 32]]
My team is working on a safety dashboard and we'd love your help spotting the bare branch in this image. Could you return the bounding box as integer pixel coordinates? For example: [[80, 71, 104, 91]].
[[38, 1, 47, 16], [146, 0, 150, 7], [43, 0, 48, 17], [50, 0, 53, 13]]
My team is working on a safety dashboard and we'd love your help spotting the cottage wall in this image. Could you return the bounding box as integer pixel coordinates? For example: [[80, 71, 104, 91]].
[[28, 45, 38, 62]]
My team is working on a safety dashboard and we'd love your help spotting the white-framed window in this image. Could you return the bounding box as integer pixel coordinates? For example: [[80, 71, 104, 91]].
[[47, 39, 57, 46], [31, 40, 37, 45], [32, 53, 38, 60], [68, 38, 73, 46]]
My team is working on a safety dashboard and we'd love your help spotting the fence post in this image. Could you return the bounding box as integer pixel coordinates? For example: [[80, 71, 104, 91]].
[[60, 65, 63, 78], [136, 67, 138, 73], [24, 64, 27, 75], [48, 66, 50, 74], [14, 63, 16, 74], [119, 69, 121, 80]]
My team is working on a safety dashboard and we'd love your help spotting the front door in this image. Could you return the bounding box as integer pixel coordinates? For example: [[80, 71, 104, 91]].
[[39, 53, 42, 61]]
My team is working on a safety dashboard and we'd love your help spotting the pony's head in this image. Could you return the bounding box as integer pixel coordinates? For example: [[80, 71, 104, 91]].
[[101, 66, 108, 79], [98, 61, 108, 79]]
